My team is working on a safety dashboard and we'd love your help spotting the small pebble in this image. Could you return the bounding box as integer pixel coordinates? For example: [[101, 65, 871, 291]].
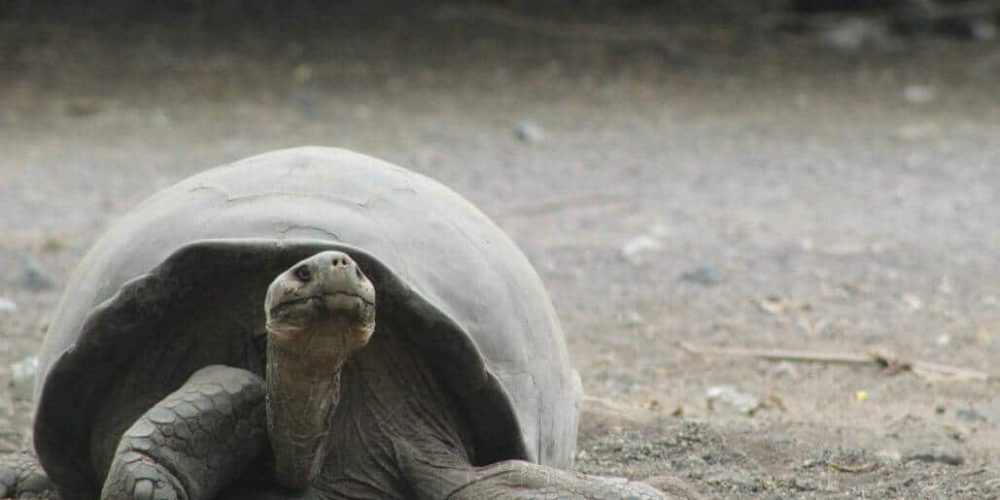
[[10, 355, 39, 401], [678, 265, 726, 286], [770, 361, 799, 379], [903, 85, 936, 105], [621, 235, 662, 265], [955, 407, 988, 423], [513, 120, 545, 144], [21, 257, 56, 291], [905, 447, 964, 466], [0, 297, 16, 313], [706, 386, 761, 416]]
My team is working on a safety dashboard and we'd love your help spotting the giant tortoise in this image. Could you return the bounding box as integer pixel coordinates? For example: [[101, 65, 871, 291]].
[[3, 147, 664, 499]]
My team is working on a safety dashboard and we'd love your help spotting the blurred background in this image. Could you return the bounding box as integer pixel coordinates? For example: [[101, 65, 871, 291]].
[[2, 1, 999, 498]]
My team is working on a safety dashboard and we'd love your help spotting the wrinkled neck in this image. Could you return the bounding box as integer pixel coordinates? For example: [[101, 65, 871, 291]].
[[265, 326, 349, 490]]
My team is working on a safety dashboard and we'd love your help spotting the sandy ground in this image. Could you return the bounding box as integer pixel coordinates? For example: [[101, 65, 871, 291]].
[[2, 3, 999, 498]]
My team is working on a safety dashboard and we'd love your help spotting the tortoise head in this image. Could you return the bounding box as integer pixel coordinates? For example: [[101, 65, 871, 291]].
[[265, 250, 376, 349], [263, 250, 376, 490]]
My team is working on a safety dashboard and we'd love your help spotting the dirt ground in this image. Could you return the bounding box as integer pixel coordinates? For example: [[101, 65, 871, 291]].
[[2, 2, 999, 498]]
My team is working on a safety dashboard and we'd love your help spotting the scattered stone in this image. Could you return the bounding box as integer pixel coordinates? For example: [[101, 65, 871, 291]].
[[706, 470, 753, 490], [955, 407, 988, 423], [985, 477, 1000, 492], [903, 85, 937, 105], [706, 386, 761, 416], [622, 310, 646, 327], [678, 265, 726, 286], [877, 449, 903, 464], [770, 361, 799, 379], [513, 120, 545, 144], [21, 256, 56, 291], [905, 447, 964, 466], [970, 19, 997, 41], [292, 63, 315, 83], [819, 17, 889, 52], [10, 356, 39, 401], [792, 476, 819, 492], [40, 237, 66, 253], [0, 297, 16, 313], [680, 454, 707, 469], [621, 235, 662, 265], [901, 293, 923, 310]]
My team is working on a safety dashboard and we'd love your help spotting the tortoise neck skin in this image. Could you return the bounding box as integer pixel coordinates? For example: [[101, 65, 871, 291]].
[[263, 251, 376, 490], [266, 320, 350, 490]]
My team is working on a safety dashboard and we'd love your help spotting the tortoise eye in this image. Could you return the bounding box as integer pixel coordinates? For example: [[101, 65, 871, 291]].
[[355, 266, 365, 280], [293, 265, 312, 282]]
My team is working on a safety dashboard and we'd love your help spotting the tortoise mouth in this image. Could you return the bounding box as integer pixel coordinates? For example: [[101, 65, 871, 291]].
[[268, 292, 375, 318]]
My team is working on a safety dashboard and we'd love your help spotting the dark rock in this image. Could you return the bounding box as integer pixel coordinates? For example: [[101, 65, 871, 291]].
[[20, 256, 56, 291], [679, 265, 726, 286], [905, 447, 964, 466]]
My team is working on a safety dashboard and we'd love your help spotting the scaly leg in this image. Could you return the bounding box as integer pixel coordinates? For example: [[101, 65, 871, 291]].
[[101, 366, 267, 500]]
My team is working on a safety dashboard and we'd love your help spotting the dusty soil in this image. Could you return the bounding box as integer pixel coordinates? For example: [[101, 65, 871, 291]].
[[2, 3, 999, 498]]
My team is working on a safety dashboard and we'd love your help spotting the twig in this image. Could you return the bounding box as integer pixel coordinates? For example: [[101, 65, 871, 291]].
[[681, 343, 996, 382], [825, 460, 881, 473]]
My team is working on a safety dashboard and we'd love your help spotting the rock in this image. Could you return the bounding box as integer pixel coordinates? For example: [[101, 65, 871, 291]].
[[792, 477, 819, 492], [819, 17, 889, 52], [905, 447, 964, 466], [10, 355, 39, 401], [770, 361, 799, 379], [706, 386, 761, 416], [513, 120, 545, 144], [877, 449, 903, 464], [705, 469, 753, 490], [678, 265, 726, 286], [903, 85, 936, 105], [21, 257, 56, 291], [622, 235, 662, 265], [970, 19, 997, 41], [0, 297, 16, 313], [955, 407, 988, 423], [680, 454, 707, 469]]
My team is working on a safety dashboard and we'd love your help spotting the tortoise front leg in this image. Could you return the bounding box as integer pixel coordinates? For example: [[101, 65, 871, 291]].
[[101, 366, 267, 500]]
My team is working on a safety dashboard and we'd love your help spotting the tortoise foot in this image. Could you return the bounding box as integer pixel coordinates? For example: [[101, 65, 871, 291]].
[[0, 452, 56, 499]]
